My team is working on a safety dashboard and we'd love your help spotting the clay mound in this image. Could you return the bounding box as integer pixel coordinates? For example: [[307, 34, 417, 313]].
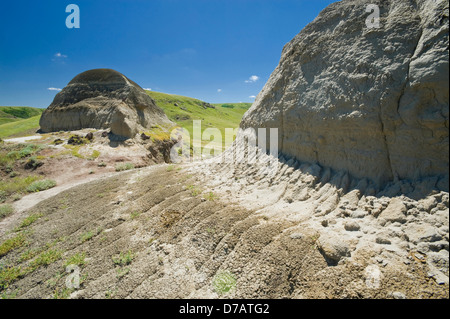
[[240, 0, 449, 189], [40, 69, 173, 138]]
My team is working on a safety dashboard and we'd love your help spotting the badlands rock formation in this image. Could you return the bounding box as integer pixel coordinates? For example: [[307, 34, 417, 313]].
[[40, 69, 172, 138], [241, 0, 449, 189], [193, 0, 449, 292]]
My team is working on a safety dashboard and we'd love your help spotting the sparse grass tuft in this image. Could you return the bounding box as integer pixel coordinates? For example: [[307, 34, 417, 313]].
[[206, 191, 216, 201], [115, 163, 135, 172], [112, 251, 134, 266], [52, 287, 73, 299], [18, 213, 42, 229], [80, 231, 95, 243], [88, 150, 100, 160], [212, 271, 237, 294], [0, 204, 14, 219], [64, 252, 86, 267], [130, 211, 141, 220], [187, 185, 200, 197], [26, 179, 56, 192]]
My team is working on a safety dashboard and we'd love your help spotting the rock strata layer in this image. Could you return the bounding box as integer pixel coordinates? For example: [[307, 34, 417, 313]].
[[240, 0, 449, 188]]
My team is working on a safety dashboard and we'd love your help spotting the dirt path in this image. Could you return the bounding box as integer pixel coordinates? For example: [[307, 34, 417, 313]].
[[4, 135, 43, 143]]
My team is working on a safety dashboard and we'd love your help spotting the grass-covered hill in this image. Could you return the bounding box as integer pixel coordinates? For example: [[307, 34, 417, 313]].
[[0, 107, 44, 139], [146, 90, 251, 148]]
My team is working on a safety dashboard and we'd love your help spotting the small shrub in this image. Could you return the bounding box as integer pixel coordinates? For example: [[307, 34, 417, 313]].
[[26, 179, 56, 192], [221, 104, 235, 109], [115, 163, 134, 172], [24, 157, 43, 170], [112, 251, 134, 266], [206, 192, 216, 201], [212, 271, 237, 294], [116, 267, 130, 279], [65, 252, 86, 267], [80, 231, 95, 243], [0, 204, 14, 219]]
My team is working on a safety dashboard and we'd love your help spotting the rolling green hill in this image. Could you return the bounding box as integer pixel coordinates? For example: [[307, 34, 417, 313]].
[[0, 107, 44, 138], [0, 106, 43, 125], [146, 90, 251, 148]]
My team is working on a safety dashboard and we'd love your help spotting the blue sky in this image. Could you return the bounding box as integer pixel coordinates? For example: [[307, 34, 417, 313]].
[[0, 0, 335, 108]]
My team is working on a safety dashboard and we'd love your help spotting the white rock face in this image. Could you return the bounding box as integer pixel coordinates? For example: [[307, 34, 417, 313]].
[[240, 0, 449, 188]]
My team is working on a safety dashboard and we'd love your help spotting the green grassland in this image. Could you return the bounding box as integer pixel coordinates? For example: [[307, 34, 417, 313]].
[[0, 107, 44, 139], [146, 90, 251, 149]]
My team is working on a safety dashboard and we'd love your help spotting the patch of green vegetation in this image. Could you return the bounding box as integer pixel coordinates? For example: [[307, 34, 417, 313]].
[[0, 233, 27, 257], [212, 271, 237, 294], [80, 230, 95, 243], [1, 289, 18, 299], [143, 126, 172, 142], [46, 272, 63, 288], [64, 252, 86, 267], [130, 211, 141, 220], [52, 287, 73, 299], [166, 165, 174, 172], [0, 106, 43, 120], [19, 248, 38, 262], [187, 184, 200, 197], [18, 213, 42, 229], [0, 204, 14, 219], [26, 179, 56, 193], [112, 251, 134, 266], [0, 115, 41, 139], [146, 91, 251, 151], [206, 192, 216, 201], [0, 143, 43, 167], [30, 249, 62, 269], [88, 150, 100, 160], [116, 267, 130, 279], [0, 266, 25, 290], [115, 163, 135, 172], [63, 144, 84, 159], [0, 175, 41, 199]]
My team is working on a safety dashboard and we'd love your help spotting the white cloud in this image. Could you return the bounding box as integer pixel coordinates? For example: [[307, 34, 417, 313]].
[[48, 87, 62, 91], [249, 95, 256, 99], [143, 88, 152, 91], [54, 52, 67, 58], [217, 89, 222, 93], [245, 75, 259, 83]]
